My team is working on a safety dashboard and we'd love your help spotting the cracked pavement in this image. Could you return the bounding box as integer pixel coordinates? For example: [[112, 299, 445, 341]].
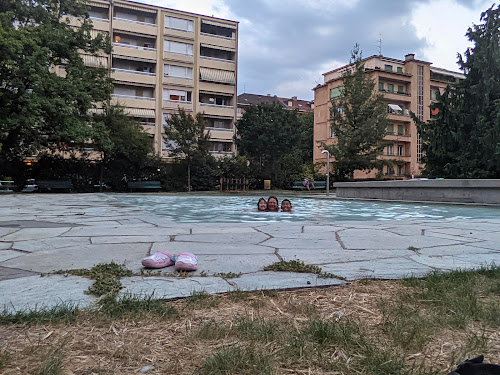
[[1, 193, 499, 313]]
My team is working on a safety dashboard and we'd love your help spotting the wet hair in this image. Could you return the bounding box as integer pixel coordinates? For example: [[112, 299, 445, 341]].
[[281, 199, 291, 207], [267, 196, 278, 203], [257, 197, 267, 210]]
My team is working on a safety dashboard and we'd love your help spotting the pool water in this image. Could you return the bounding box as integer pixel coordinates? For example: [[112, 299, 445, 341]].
[[112, 195, 500, 223]]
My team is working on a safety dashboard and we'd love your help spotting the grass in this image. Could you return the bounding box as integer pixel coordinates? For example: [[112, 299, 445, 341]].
[[33, 346, 64, 375], [264, 259, 347, 280], [195, 345, 275, 375], [3, 267, 500, 374]]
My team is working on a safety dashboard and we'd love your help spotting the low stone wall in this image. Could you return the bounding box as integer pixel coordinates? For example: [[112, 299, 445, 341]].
[[332, 179, 500, 204]]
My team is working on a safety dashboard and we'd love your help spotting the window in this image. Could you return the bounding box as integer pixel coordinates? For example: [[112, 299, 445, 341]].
[[397, 67, 403, 73], [397, 145, 404, 156], [209, 141, 232, 153], [165, 16, 193, 32], [397, 85, 404, 93], [378, 82, 384, 91], [163, 89, 192, 102], [397, 165, 404, 176], [330, 126, 335, 138], [384, 64, 393, 72], [387, 145, 394, 155], [386, 124, 394, 134], [164, 64, 192, 79], [397, 125, 404, 135], [330, 87, 342, 99], [387, 166, 395, 175], [164, 40, 193, 56], [387, 84, 394, 93]]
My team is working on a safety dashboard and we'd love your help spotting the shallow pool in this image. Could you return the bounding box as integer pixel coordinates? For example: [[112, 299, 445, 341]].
[[112, 195, 500, 223]]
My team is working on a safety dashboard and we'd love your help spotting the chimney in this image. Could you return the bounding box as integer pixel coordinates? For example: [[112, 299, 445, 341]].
[[405, 53, 415, 61], [292, 96, 297, 101]]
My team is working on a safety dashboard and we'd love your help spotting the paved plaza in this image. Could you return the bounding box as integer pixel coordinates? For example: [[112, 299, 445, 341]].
[[1, 193, 500, 313]]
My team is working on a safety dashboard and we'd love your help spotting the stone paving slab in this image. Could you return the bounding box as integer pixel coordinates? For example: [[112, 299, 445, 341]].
[[0, 275, 94, 313], [229, 271, 346, 291], [120, 276, 234, 299], [0, 193, 499, 314]]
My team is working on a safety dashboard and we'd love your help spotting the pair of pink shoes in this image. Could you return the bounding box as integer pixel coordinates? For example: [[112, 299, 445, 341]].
[[141, 251, 198, 271]]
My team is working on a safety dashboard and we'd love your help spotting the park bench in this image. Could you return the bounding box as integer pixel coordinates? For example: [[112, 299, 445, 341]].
[[127, 181, 162, 192], [0, 180, 16, 193], [36, 180, 73, 193], [291, 181, 327, 190]]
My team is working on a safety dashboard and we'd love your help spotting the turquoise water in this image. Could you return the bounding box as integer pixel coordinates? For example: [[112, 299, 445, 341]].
[[112, 195, 500, 223]]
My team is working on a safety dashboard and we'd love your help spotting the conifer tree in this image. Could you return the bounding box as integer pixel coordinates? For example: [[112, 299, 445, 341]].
[[324, 45, 389, 181], [417, 5, 500, 178]]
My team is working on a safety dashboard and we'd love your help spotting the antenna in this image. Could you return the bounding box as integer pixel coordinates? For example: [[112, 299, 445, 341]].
[[377, 34, 383, 56]]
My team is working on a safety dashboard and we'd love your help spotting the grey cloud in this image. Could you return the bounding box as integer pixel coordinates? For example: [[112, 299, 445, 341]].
[[230, 0, 430, 99]]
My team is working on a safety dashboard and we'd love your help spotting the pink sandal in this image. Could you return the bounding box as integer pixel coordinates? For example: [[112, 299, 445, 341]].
[[141, 251, 174, 269], [174, 252, 198, 271]]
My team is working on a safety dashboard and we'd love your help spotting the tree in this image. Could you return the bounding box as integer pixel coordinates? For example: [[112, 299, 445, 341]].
[[236, 103, 306, 186], [416, 5, 500, 178], [163, 109, 211, 192], [91, 105, 153, 188], [0, 0, 112, 166], [324, 45, 389, 181]]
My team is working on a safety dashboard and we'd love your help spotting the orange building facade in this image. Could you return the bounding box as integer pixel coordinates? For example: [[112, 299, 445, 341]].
[[313, 53, 464, 179]]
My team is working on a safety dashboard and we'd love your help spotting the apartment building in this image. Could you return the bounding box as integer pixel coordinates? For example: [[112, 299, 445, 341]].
[[237, 93, 313, 119], [64, 0, 238, 158], [313, 53, 464, 179]]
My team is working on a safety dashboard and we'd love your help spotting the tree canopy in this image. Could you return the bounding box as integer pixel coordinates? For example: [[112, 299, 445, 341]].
[[324, 45, 389, 181], [163, 109, 211, 191], [0, 0, 111, 163], [417, 5, 500, 178]]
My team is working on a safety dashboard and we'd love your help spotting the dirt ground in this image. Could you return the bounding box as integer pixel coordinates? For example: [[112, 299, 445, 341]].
[[2, 280, 500, 375]]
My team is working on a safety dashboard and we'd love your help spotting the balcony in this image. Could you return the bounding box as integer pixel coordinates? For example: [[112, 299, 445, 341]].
[[379, 89, 412, 102], [112, 94, 156, 109], [199, 103, 235, 117], [113, 44, 156, 61], [384, 132, 412, 142], [113, 17, 157, 36], [200, 45, 235, 67]]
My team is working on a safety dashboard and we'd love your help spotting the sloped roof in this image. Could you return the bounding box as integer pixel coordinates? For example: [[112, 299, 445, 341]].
[[237, 93, 287, 107]]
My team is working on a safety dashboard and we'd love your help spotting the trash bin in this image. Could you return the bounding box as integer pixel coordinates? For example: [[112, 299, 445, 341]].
[[264, 180, 271, 190]]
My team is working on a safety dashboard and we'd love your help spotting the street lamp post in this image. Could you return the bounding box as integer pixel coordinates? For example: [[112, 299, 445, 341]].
[[321, 150, 330, 196]]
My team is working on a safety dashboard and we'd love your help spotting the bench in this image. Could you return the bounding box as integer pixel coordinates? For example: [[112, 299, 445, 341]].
[[291, 181, 327, 190], [127, 181, 162, 192], [0, 180, 16, 193], [36, 180, 73, 193]]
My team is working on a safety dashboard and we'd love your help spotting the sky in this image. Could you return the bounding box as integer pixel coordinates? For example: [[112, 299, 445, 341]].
[[141, 0, 494, 101]]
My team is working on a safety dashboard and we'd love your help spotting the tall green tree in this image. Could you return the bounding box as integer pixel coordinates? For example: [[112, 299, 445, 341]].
[[236, 102, 306, 186], [417, 5, 500, 178], [91, 105, 153, 188], [0, 0, 111, 165], [324, 45, 389, 181], [163, 109, 211, 192]]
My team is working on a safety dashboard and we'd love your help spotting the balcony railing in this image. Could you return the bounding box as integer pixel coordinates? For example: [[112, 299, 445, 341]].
[[113, 17, 156, 27], [113, 68, 155, 76], [200, 103, 233, 109], [209, 150, 233, 155], [112, 94, 155, 101], [200, 56, 235, 63], [113, 42, 156, 52], [385, 132, 411, 137], [379, 89, 411, 97], [89, 16, 109, 22], [388, 109, 410, 117], [200, 32, 234, 40], [206, 126, 233, 131]]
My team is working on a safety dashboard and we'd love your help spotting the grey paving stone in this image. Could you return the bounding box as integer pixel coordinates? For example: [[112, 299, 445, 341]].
[[279, 247, 411, 265], [62, 226, 189, 237], [416, 244, 498, 257], [230, 271, 346, 291], [321, 257, 434, 280], [12, 237, 91, 252], [0, 250, 23, 262], [0, 266, 38, 281], [1, 227, 72, 241], [91, 236, 169, 244], [120, 276, 234, 299], [0, 275, 95, 313], [410, 252, 500, 270], [0, 228, 18, 237], [0, 242, 12, 250], [265, 237, 341, 249], [174, 232, 270, 245], [467, 241, 500, 251], [191, 226, 261, 234], [1, 243, 151, 273], [151, 242, 274, 255], [337, 230, 463, 250]]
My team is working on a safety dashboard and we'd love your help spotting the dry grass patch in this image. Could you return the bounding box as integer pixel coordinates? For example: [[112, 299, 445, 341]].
[[2, 270, 500, 374]]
